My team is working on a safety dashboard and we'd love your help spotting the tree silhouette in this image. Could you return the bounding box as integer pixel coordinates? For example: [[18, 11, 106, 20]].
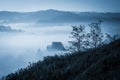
[[69, 25, 86, 52], [106, 33, 120, 42], [88, 20, 104, 48]]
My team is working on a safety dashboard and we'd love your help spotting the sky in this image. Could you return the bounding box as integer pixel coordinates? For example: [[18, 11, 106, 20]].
[[0, 0, 120, 12]]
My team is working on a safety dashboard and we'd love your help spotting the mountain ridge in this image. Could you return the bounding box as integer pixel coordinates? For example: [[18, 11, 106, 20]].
[[0, 9, 120, 23]]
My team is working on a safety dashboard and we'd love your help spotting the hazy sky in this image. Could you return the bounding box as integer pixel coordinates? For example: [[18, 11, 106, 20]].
[[0, 0, 120, 12]]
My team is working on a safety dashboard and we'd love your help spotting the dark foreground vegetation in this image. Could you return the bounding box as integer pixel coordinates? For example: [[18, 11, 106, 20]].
[[1, 39, 120, 80]]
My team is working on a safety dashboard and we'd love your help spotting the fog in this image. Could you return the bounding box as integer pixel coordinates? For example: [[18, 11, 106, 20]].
[[0, 22, 120, 77]]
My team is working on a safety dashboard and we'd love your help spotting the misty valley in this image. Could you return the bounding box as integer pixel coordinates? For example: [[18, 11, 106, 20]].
[[0, 10, 120, 78], [0, 21, 120, 77]]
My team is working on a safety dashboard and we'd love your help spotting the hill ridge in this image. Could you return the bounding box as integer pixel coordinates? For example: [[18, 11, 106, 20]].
[[0, 9, 120, 23]]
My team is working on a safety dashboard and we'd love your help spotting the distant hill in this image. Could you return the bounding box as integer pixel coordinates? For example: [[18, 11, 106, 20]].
[[47, 42, 65, 51], [2, 39, 120, 80], [0, 9, 120, 23], [0, 25, 22, 32]]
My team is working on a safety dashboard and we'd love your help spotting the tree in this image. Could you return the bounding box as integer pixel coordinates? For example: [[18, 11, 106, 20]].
[[69, 25, 86, 52], [106, 33, 120, 42], [88, 20, 104, 48], [68, 20, 110, 52]]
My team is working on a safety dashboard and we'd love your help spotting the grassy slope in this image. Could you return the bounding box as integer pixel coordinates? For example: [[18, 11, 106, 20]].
[[2, 39, 120, 80]]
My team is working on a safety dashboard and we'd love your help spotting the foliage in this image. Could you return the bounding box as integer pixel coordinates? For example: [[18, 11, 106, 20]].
[[69, 25, 86, 52], [88, 20, 104, 48], [106, 33, 120, 42], [1, 39, 120, 80], [69, 20, 104, 52]]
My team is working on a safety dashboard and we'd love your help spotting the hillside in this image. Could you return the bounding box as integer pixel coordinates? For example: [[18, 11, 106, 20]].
[[1, 39, 120, 80], [0, 9, 120, 23]]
